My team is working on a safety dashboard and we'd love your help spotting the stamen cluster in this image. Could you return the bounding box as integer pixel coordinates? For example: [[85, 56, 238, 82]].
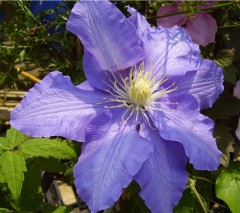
[[102, 62, 177, 124]]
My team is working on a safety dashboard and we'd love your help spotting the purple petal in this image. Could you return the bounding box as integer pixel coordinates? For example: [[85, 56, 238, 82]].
[[149, 94, 222, 170], [82, 50, 110, 90], [185, 13, 217, 46], [142, 26, 200, 79], [66, 0, 144, 72], [169, 59, 223, 109], [74, 120, 152, 212], [157, 5, 186, 28], [10, 71, 109, 142], [127, 7, 151, 36], [134, 122, 188, 213]]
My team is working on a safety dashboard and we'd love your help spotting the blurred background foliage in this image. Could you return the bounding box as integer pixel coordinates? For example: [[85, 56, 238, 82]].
[[0, 1, 240, 213]]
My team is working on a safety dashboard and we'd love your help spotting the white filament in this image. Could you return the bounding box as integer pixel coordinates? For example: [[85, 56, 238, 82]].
[[101, 62, 177, 124]]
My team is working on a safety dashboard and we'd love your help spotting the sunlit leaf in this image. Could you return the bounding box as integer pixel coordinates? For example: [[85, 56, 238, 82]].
[[0, 208, 9, 213], [39, 204, 73, 213], [0, 151, 27, 202], [5, 127, 29, 149], [21, 138, 76, 160], [215, 49, 239, 67], [216, 162, 240, 213], [0, 127, 29, 150], [0, 138, 10, 151]]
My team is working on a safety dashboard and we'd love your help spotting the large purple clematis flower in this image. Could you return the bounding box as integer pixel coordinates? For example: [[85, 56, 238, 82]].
[[157, 1, 217, 46], [10, 1, 223, 212]]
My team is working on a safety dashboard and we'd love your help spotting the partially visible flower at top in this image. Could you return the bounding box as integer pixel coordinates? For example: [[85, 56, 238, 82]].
[[10, 1, 223, 213], [157, 1, 217, 46], [233, 80, 240, 140]]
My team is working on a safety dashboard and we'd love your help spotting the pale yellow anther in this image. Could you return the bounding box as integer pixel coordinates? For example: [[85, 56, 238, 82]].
[[101, 61, 178, 126], [129, 78, 151, 106]]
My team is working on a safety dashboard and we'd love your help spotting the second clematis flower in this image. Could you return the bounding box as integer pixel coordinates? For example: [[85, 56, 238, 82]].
[[10, 1, 223, 212], [157, 1, 218, 46]]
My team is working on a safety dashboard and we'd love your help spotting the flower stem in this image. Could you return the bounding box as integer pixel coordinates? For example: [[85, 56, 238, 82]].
[[219, 23, 240, 29], [193, 176, 214, 184], [188, 178, 209, 213], [147, 2, 237, 20]]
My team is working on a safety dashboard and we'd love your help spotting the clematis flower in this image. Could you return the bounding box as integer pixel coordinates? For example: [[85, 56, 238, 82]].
[[157, 1, 218, 46], [10, 1, 223, 212]]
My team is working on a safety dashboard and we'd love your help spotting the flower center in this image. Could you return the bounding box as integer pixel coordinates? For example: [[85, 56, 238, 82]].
[[101, 62, 177, 125], [129, 74, 151, 106]]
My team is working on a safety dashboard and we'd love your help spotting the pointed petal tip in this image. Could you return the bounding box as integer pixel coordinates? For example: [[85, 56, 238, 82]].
[[10, 71, 107, 142], [67, 0, 144, 72]]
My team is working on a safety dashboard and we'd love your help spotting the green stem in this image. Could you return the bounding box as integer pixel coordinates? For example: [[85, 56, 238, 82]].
[[147, 2, 237, 20], [193, 176, 214, 184], [191, 186, 208, 213], [189, 178, 209, 213], [219, 23, 240, 29]]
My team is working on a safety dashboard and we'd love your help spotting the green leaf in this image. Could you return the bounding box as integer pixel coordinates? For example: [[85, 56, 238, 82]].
[[20, 163, 43, 211], [52, 206, 74, 213], [202, 94, 240, 119], [0, 208, 9, 213], [216, 162, 240, 213], [215, 49, 239, 85], [0, 171, 5, 183], [21, 138, 76, 160], [6, 127, 29, 148], [222, 31, 240, 56], [62, 139, 81, 157], [35, 157, 66, 173], [214, 124, 235, 167], [0, 137, 10, 150], [215, 49, 239, 67], [173, 189, 194, 213], [39, 204, 73, 213], [0, 127, 29, 150], [0, 73, 7, 86], [127, 181, 150, 213], [0, 151, 27, 202], [223, 64, 238, 85], [64, 167, 75, 186]]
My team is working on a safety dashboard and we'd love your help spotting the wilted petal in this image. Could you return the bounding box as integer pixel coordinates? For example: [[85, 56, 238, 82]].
[[142, 26, 200, 78], [233, 80, 240, 99], [149, 94, 222, 170], [66, 0, 144, 72], [233, 81, 240, 140], [134, 122, 188, 213], [185, 13, 217, 46], [74, 119, 152, 212], [157, 5, 186, 28], [10, 71, 109, 142], [168, 59, 223, 109], [235, 117, 240, 140]]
